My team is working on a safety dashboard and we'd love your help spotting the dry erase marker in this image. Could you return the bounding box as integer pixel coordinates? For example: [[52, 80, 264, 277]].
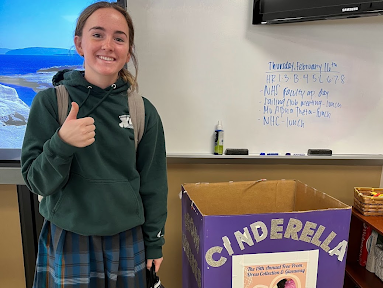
[[267, 153, 279, 155]]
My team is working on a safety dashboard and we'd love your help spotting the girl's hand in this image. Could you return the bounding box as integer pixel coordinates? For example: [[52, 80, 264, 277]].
[[58, 102, 96, 147], [147, 257, 163, 273]]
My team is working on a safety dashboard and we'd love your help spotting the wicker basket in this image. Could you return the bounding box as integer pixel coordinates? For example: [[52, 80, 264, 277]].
[[354, 187, 383, 216]]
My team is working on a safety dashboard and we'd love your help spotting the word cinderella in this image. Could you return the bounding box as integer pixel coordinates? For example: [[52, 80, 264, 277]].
[[205, 217, 348, 268]]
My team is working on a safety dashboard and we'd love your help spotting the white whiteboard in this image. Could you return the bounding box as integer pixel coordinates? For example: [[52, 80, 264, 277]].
[[128, 0, 383, 155]]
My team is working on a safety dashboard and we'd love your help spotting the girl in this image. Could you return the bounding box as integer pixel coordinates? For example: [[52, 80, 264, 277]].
[[21, 2, 168, 287]]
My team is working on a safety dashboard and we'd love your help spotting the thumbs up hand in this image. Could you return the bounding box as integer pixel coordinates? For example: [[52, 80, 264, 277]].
[[58, 102, 96, 148]]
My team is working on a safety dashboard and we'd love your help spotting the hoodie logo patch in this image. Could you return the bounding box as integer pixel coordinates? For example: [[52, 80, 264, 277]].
[[119, 115, 133, 129]]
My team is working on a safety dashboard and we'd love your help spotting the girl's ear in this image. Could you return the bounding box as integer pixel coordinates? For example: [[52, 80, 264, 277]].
[[126, 53, 131, 64], [74, 36, 84, 56]]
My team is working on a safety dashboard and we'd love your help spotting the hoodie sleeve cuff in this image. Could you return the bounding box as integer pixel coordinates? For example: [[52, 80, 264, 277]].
[[145, 245, 163, 260], [45, 129, 78, 158]]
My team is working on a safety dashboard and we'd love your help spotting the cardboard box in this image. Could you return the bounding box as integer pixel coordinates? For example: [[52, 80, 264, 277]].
[[181, 179, 351, 288]]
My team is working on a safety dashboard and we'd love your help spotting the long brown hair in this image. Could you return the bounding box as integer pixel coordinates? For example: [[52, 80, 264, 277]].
[[75, 1, 138, 90]]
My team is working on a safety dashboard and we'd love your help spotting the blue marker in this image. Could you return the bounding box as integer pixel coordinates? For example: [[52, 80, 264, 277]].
[[267, 153, 279, 155]]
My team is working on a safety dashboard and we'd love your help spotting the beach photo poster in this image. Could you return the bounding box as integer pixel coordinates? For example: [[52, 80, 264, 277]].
[[232, 250, 319, 288]]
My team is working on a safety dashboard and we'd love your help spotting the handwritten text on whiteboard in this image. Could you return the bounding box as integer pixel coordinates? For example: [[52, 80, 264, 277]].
[[260, 61, 346, 128]]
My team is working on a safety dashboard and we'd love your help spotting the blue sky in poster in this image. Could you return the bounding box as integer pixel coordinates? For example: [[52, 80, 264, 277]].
[[0, 0, 116, 50]]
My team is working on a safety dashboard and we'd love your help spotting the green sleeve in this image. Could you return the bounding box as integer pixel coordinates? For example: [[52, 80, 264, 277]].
[[136, 98, 168, 259], [21, 89, 78, 196]]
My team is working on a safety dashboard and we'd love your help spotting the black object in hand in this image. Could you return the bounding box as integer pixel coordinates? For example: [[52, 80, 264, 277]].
[[147, 265, 164, 288]]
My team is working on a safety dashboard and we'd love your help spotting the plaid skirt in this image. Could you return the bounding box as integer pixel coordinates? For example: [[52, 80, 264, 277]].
[[33, 220, 147, 288]]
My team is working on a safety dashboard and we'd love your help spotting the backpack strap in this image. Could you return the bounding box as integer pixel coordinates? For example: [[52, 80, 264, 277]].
[[38, 85, 69, 203], [127, 87, 145, 150], [55, 85, 69, 126]]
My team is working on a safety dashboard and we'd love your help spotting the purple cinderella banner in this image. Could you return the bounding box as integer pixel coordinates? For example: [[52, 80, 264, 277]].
[[181, 180, 352, 288]]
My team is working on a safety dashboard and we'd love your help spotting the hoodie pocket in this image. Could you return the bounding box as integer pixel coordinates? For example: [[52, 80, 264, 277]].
[[51, 173, 144, 235]]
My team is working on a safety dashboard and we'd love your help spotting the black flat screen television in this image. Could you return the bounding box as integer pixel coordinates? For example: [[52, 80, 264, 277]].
[[0, 0, 126, 162], [253, 0, 383, 24]]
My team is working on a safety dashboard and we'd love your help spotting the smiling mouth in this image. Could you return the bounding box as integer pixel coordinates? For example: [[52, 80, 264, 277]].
[[98, 55, 115, 61]]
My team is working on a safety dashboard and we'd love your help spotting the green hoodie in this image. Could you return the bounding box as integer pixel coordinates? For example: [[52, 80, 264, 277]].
[[21, 70, 168, 259]]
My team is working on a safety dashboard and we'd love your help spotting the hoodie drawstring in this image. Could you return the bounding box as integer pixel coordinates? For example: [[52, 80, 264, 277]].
[[78, 86, 93, 109], [82, 84, 117, 117]]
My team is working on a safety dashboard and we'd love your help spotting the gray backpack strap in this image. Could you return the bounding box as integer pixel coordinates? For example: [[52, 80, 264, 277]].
[[38, 85, 69, 203], [55, 85, 69, 125], [128, 87, 145, 150]]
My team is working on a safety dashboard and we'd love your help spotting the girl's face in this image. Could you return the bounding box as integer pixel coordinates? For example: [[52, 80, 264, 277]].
[[74, 8, 131, 88]]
